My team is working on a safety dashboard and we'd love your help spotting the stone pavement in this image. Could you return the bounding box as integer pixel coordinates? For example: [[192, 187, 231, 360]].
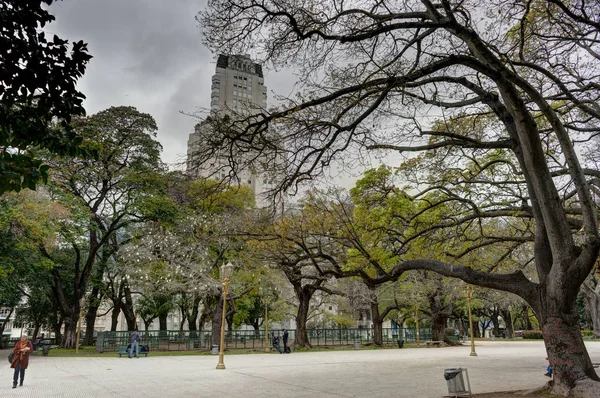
[[1, 341, 599, 397]]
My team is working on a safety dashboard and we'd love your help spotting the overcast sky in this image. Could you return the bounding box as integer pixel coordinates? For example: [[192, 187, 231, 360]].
[[46, 0, 297, 168]]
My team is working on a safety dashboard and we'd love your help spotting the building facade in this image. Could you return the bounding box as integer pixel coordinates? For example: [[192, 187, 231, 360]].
[[186, 54, 281, 208]]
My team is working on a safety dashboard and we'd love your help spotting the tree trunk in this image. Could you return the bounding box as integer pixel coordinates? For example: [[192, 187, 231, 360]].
[[431, 312, 448, 342], [199, 294, 213, 331], [122, 283, 136, 329], [83, 286, 102, 345], [61, 309, 78, 348], [32, 324, 41, 341], [500, 309, 514, 338], [53, 315, 63, 344], [211, 294, 223, 346], [143, 318, 152, 331], [187, 295, 201, 341], [427, 290, 453, 343], [82, 305, 98, 346], [295, 290, 311, 348], [370, 300, 383, 346], [491, 315, 500, 337], [522, 305, 533, 330], [110, 302, 122, 331], [158, 313, 168, 331], [541, 309, 600, 396]]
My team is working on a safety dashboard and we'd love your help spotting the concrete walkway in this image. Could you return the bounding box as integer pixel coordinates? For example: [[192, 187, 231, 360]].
[[1, 341, 599, 397]]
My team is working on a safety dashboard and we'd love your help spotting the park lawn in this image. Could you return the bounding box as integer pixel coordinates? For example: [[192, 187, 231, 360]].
[[33, 343, 421, 357]]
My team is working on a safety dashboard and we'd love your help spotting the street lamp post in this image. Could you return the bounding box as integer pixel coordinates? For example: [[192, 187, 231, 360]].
[[466, 287, 477, 356], [76, 297, 85, 354], [259, 287, 272, 353], [216, 262, 233, 370]]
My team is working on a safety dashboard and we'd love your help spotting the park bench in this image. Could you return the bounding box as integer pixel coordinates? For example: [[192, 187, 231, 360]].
[[118, 345, 149, 357], [424, 341, 444, 347], [38, 340, 59, 356]]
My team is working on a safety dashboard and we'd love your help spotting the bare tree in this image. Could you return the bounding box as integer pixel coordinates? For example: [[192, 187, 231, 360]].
[[198, 1, 600, 394]]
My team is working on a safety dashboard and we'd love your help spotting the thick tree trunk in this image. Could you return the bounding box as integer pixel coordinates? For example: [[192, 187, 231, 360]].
[[431, 312, 448, 342], [428, 291, 453, 343], [295, 291, 311, 348], [158, 313, 168, 331], [61, 310, 78, 348], [542, 310, 600, 396]]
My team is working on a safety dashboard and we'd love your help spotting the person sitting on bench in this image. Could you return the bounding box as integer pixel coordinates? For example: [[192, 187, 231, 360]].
[[272, 333, 282, 354]]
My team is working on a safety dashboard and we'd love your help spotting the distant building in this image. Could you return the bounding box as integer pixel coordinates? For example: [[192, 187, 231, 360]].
[[187, 54, 282, 208], [0, 307, 15, 338]]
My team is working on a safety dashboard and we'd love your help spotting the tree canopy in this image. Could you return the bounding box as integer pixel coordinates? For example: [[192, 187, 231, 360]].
[[0, 0, 93, 193], [198, 0, 600, 394]]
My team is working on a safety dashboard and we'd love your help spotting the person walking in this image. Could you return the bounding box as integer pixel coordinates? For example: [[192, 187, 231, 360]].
[[10, 335, 33, 388], [282, 329, 289, 353], [129, 328, 141, 358]]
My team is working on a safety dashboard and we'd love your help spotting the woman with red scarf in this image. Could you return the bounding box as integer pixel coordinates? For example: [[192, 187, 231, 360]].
[[10, 335, 33, 388]]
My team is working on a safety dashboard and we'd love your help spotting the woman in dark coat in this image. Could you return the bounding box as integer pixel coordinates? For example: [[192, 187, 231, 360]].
[[11, 334, 33, 388]]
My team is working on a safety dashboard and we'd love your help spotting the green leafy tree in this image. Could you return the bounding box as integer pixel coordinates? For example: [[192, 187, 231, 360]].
[[37, 106, 163, 347], [0, 0, 94, 193]]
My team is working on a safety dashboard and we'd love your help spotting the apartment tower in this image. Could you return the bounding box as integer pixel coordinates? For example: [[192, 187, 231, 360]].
[[187, 55, 280, 207]]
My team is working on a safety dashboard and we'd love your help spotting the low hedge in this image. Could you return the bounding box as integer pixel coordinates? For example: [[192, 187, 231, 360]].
[[522, 330, 544, 339]]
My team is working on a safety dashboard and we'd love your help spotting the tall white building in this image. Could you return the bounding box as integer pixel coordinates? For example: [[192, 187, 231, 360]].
[[187, 54, 281, 208]]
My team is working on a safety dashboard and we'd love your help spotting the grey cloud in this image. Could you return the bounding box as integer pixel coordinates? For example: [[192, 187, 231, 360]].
[[45, 0, 298, 167]]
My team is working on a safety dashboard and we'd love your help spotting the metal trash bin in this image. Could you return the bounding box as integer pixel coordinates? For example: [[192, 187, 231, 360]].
[[397, 340, 404, 348], [444, 368, 467, 394], [353, 341, 360, 350], [211, 344, 219, 355]]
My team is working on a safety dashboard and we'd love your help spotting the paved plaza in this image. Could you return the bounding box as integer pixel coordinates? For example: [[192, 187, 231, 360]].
[[1, 341, 600, 397]]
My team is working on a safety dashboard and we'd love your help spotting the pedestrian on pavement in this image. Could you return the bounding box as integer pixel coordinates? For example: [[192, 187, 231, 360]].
[[282, 329, 289, 353], [272, 332, 283, 354], [129, 328, 141, 358], [544, 357, 552, 377], [10, 334, 33, 388]]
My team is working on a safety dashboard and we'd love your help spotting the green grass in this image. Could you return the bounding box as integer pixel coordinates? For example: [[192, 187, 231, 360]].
[[33, 343, 425, 357]]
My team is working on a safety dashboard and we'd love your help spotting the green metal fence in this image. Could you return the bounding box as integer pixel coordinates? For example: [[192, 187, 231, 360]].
[[96, 327, 432, 352]]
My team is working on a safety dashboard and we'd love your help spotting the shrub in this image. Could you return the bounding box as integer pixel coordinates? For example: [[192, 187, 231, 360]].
[[522, 330, 544, 339], [444, 328, 456, 336], [580, 330, 594, 337]]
